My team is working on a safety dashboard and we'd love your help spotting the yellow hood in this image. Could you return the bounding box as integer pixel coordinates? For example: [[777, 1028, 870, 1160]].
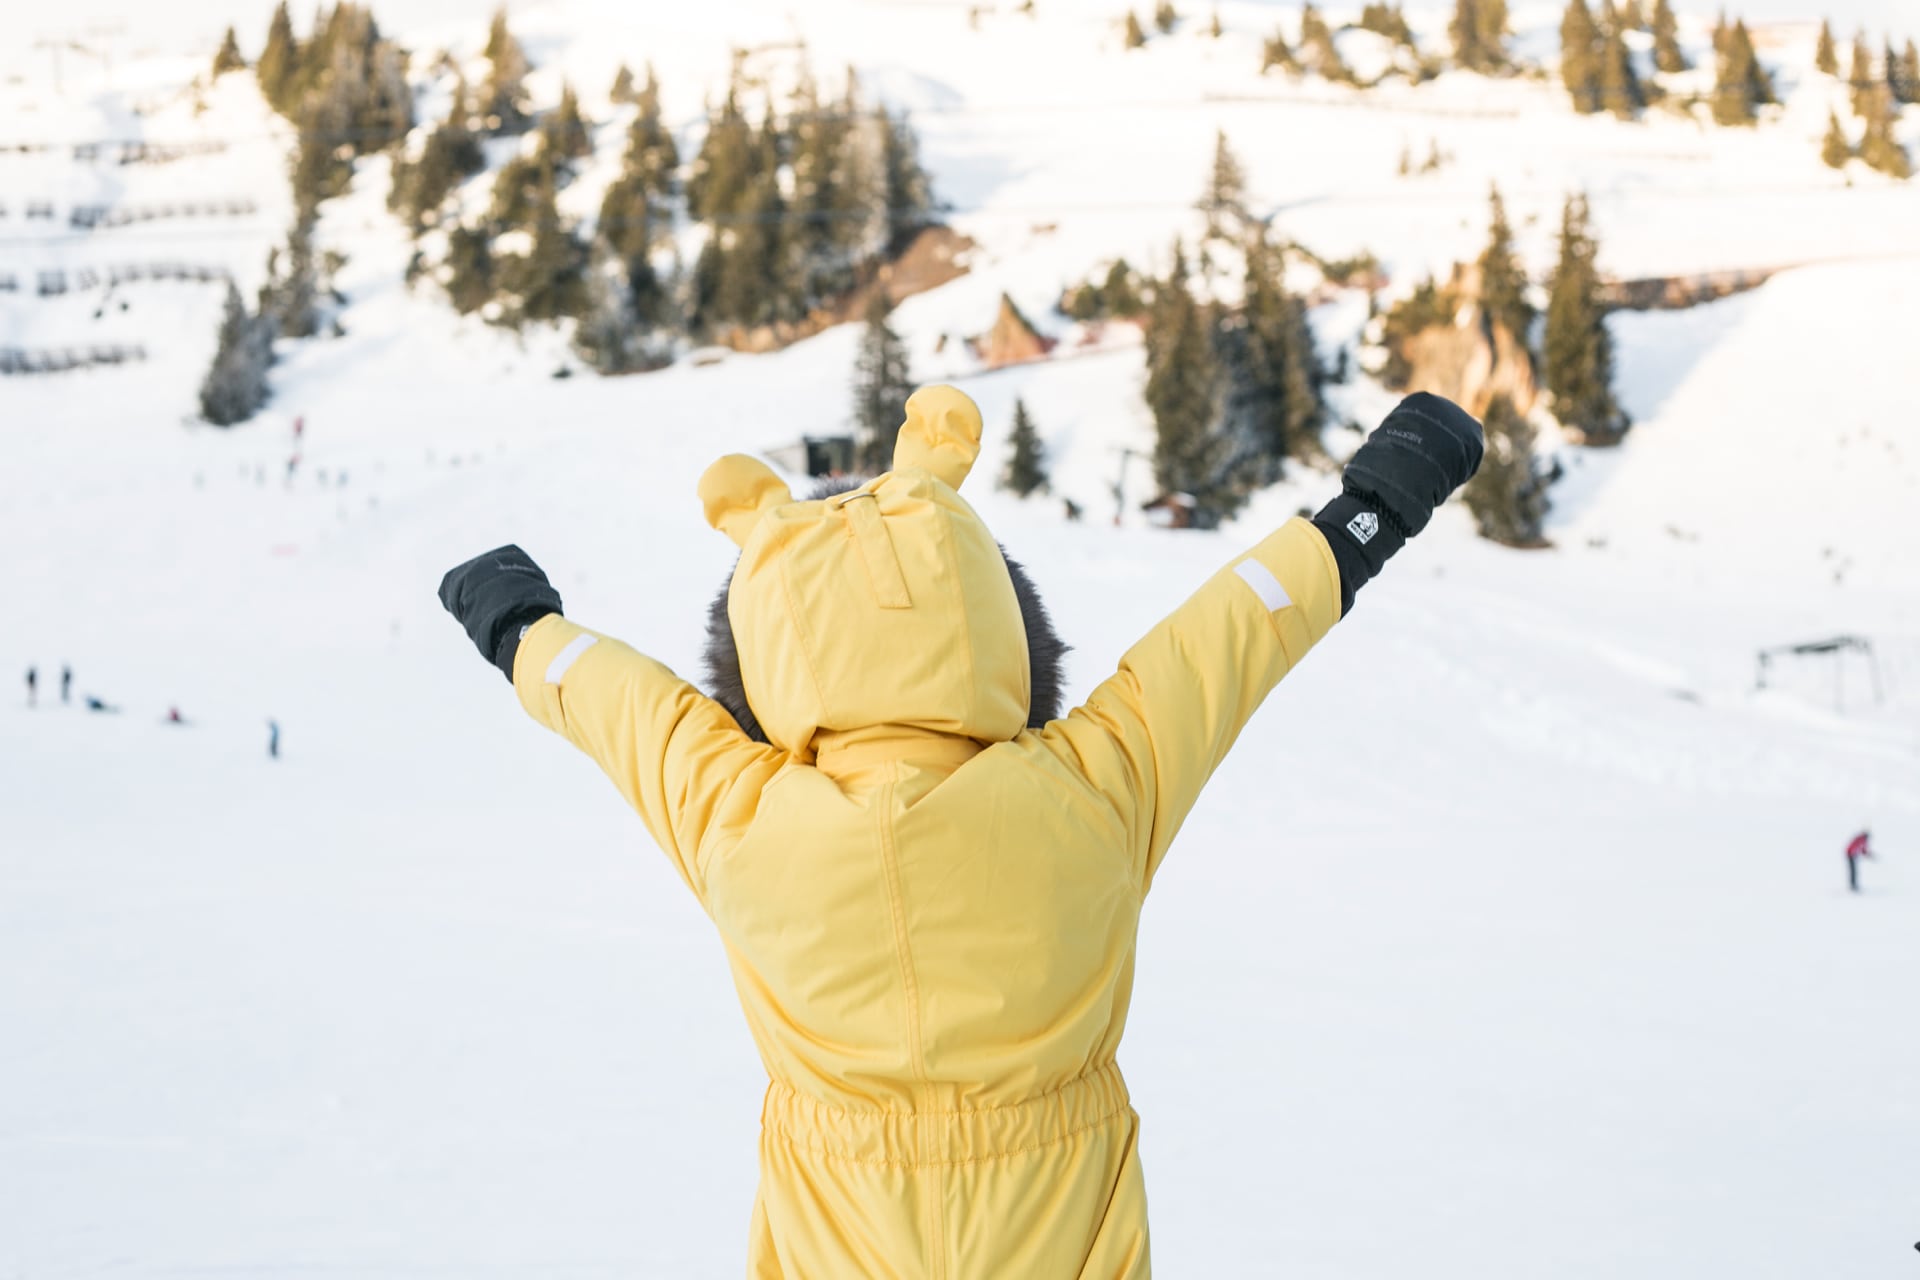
[[697, 386, 1030, 758]]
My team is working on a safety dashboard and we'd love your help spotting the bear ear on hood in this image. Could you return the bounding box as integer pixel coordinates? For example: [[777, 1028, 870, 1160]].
[[892, 385, 983, 490], [699, 454, 795, 549]]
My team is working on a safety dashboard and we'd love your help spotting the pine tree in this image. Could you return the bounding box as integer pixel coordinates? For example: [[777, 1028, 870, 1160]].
[[1617, 0, 1644, 30], [853, 292, 916, 471], [289, 93, 353, 218], [481, 7, 532, 134], [1650, 0, 1687, 72], [705, 109, 801, 331], [1154, 1, 1179, 34], [1597, 0, 1645, 117], [1462, 394, 1549, 544], [1814, 20, 1839, 75], [786, 66, 858, 308], [213, 27, 246, 76], [1857, 85, 1913, 178], [1902, 40, 1920, 104], [1100, 259, 1144, 315], [1199, 129, 1248, 240], [1209, 7, 1223, 38], [1001, 398, 1051, 496], [1543, 193, 1627, 445], [626, 65, 679, 203], [489, 149, 559, 231], [1847, 30, 1875, 114], [541, 82, 593, 161], [200, 281, 274, 425], [499, 167, 590, 322], [1820, 109, 1853, 168], [1145, 243, 1229, 520], [1234, 232, 1322, 466], [1478, 184, 1533, 346], [1453, 0, 1511, 72], [609, 63, 637, 105], [257, 2, 299, 113], [1887, 38, 1916, 105], [879, 108, 935, 253], [389, 91, 486, 231], [1361, 2, 1415, 46], [1298, 3, 1350, 80], [1713, 19, 1773, 124], [1262, 25, 1298, 72], [443, 223, 496, 313], [265, 218, 322, 338], [686, 82, 754, 223], [1560, 0, 1603, 113], [1124, 11, 1148, 48], [572, 243, 665, 373]]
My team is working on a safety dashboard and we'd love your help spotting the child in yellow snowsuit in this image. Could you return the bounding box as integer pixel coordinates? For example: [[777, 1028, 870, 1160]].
[[440, 386, 1481, 1277]]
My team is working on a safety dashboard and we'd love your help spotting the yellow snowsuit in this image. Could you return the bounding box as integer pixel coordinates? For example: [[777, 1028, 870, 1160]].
[[512, 387, 1342, 1277]]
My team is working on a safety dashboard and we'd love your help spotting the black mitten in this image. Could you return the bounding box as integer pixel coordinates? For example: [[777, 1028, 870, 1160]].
[[1314, 393, 1484, 615], [438, 545, 563, 681]]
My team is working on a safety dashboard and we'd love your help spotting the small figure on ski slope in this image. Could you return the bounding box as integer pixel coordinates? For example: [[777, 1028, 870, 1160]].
[[441, 386, 1482, 1277], [61, 664, 72, 704], [1846, 829, 1873, 892], [25, 665, 36, 707]]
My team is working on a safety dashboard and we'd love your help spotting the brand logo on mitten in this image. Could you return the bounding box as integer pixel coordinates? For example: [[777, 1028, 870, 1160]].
[[1346, 510, 1379, 544]]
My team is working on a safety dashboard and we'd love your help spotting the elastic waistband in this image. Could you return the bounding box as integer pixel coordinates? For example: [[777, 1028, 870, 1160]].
[[760, 1063, 1132, 1168]]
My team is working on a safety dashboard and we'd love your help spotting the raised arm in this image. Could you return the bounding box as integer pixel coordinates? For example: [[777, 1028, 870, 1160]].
[[439, 546, 781, 900], [1038, 393, 1482, 892]]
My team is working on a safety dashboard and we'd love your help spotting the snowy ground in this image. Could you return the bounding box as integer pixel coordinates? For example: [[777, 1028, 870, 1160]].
[[4, 3, 1918, 1277]]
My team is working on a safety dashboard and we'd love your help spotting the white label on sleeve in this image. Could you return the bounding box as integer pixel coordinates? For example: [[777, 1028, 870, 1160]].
[[545, 634, 598, 684], [1233, 559, 1292, 612]]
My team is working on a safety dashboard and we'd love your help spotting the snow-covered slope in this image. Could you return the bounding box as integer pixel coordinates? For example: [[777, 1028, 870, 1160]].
[[3, 4, 1917, 1277]]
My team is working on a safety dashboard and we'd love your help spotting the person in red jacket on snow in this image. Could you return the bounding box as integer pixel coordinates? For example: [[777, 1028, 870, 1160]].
[[1845, 830, 1873, 892]]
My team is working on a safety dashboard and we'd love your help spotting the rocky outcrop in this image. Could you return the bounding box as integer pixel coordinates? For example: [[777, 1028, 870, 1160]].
[[975, 292, 1055, 368], [1399, 302, 1538, 420]]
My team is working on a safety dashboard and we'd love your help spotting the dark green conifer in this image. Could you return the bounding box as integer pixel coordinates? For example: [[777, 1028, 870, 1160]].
[[213, 27, 247, 76], [853, 292, 916, 471], [1814, 20, 1838, 75], [1650, 0, 1687, 72], [200, 281, 274, 425], [1001, 398, 1051, 496], [609, 63, 637, 104], [1857, 86, 1913, 178], [1478, 184, 1533, 346], [480, 7, 532, 134], [1145, 243, 1229, 520], [1462, 394, 1550, 544], [1820, 109, 1853, 168], [1597, 1, 1645, 117], [1543, 193, 1627, 445], [541, 82, 593, 161], [257, 2, 299, 114], [1560, 0, 1603, 112], [443, 224, 496, 314]]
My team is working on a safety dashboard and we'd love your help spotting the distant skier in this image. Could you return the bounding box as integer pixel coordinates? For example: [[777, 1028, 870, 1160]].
[[24, 665, 35, 707], [84, 695, 117, 714], [164, 706, 185, 725], [60, 665, 71, 704], [1846, 830, 1873, 892], [267, 718, 280, 759], [439, 387, 1483, 1274]]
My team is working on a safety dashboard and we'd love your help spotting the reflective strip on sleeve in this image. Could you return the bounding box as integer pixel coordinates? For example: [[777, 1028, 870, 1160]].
[[545, 634, 598, 684], [1233, 559, 1292, 612]]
